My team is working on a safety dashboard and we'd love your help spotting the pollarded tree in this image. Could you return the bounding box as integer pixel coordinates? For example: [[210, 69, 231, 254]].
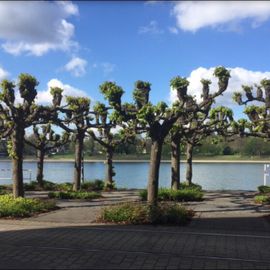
[[134, 67, 230, 204], [170, 67, 230, 192], [89, 102, 134, 189], [233, 80, 270, 139], [89, 82, 135, 189], [25, 124, 70, 187], [56, 96, 93, 191], [0, 74, 54, 197], [183, 106, 234, 185]]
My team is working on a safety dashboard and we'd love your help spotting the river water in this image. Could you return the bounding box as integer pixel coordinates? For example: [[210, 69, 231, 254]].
[[0, 161, 267, 191]]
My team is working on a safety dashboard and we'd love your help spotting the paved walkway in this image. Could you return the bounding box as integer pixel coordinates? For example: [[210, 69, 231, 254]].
[[0, 190, 269, 269]]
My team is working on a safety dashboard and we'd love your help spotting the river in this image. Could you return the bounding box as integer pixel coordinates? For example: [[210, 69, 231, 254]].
[[0, 160, 268, 191]]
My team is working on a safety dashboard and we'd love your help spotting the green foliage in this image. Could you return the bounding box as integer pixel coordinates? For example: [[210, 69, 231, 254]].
[[24, 180, 57, 191], [0, 195, 57, 218], [242, 85, 252, 94], [50, 87, 63, 107], [66, 96, 90, 111], [98, 202, 194, 225], [99, 81, 124, 108], [55, 182, 73, 191], [134, 81, 151, 90], [170, 76, 189, 90], [232, 92, 242, 104], [170, 76, 190, 101], [257, 185, 270, 194], [244, 105, 262, 115], [200, 79, 211, 85], [213, 66, 231, 79], [179, 182, 202, 191], [18, 73, 39, 103], [0, 79, 15, 103], [154, 102, 168, 114], [137, 103, 155, 125], [7, 140, 17, 159], [93, 102, 107, 115], [50, 87, 63, 96], [133, 81, 151, 108], [48, 191, 101, 200], [209, 106, 233, 121], [81, 180, 104, 191], [254, 195, 270, 204], [104, 181, 116, 191], [260, 79, 270, 88], [140, 187, 203, 202], [0, 185, 12, 195]]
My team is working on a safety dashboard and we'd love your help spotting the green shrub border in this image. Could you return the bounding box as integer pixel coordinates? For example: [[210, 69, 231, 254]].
[[0, 194, 57, 218], [48, 191, 102, 200], [98, 201, 194, 225]]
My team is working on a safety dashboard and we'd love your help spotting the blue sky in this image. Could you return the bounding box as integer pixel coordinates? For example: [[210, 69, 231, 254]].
[[1, 1, 270, 118]]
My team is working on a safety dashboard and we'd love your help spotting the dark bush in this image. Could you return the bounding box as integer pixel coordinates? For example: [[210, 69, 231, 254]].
[[257, 185, 270, 194], [24, 180, 57, 191], [81, 179, 104, 191], [98, 202, 194, 225], [48, 191, 101, 200], [140, 187, 203, 202]]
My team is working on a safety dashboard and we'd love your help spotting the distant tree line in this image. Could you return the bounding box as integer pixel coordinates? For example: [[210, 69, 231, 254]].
[[12, 134, 270, 158]]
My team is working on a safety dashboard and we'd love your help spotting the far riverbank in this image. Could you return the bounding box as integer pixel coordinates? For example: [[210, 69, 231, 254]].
[[0, 158, 270, 163]]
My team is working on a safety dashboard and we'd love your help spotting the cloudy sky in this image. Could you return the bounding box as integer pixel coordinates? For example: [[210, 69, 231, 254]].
[[1, 1, 270, 119]]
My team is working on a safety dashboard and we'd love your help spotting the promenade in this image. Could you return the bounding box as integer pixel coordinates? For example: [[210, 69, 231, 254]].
[[0, 191, 269, 269]]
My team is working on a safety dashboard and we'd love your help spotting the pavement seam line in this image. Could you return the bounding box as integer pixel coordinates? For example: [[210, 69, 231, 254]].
[[2, 243, 270, 265]]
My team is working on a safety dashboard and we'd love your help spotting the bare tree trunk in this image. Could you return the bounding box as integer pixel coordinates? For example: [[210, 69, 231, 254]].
[[147, 139, 163, 205], [12, 128, 25, 198], [73, 133, 84, 191], [105, 147, 114, 189], [171, 134, 180, 190], [186, 142, 193, 185], [36, 148, 45, 187]]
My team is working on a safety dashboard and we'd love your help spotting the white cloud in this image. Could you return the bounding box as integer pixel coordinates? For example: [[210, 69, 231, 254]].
[[92, 62, 116, 76], [36, 78, 90, 105], [64, 57, 88, 77], [101, 62, 116, 76], [0, 66, 9, 80], [0, 1, 79, 56], [172, 1, 270, 32], [170, 67, 270, 107], [144, 1, 159, 5], [168, 26, 179, 34], [138, 20, 164, 34]]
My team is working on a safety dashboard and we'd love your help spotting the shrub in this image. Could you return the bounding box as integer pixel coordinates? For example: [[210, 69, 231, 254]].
[[98, 202, 194, 225], [0, 185, 12, 195], [257, 185, 270, 194], [139, 189, 147, 201], [140, 188, 203, 202], [104, 181, 116, 191], [179, 182, 202, 191], [81, 179, 104, 191], [0, 195, 57, 218], [55, 182, 73, 192], [254, 195, 270, 204], [24, 180, 57, 191], [48, 191, 101, 200]]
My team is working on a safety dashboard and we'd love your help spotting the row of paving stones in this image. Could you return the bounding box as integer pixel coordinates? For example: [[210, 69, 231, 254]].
[[0, 224, 269, 269]]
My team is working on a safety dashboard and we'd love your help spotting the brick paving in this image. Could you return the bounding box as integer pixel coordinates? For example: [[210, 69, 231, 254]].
[[0, 190, 269, 269]]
